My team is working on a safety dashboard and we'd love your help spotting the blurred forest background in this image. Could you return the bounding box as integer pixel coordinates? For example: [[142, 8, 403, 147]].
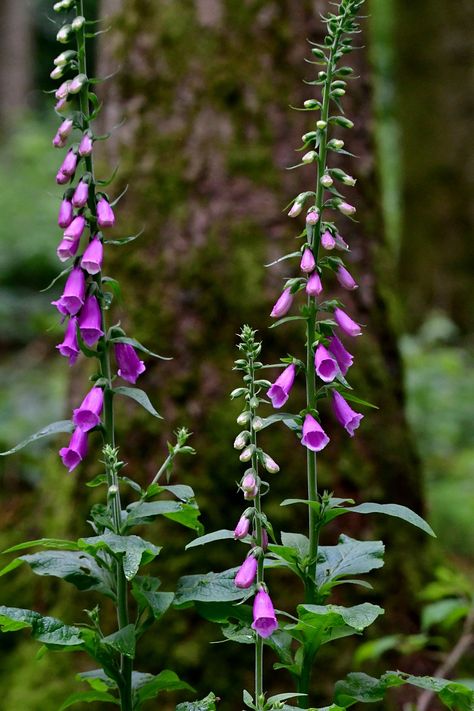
[[0, 0, 473, 709]]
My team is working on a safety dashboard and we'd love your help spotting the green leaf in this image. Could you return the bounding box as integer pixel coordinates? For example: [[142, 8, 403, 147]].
[[77, 669, 116, 692], [101, 624, 136, 659], [270, 316, 306, 329], [132, 578, 174, 620], [176, 692, 218, 711], [59, 690, 119, 709], [340, 392, 379, 409], [194, 601, 252, 626], [281, 532, 310, 559], [162, 484, 195, 501], [113, 386, 162, 419], [104, 228, 144, 247], [110, 335, 171, 360], [317, 535, 384, 590], [2, 538, 78, 555], [186, 529, 235, 550], [16, 550, 115, 598], [174, 569, 250, 607], [421, 598, 470, 631], [0, 420, 74, 456], [0, 606, 83, 647], [257, 413, 300, 431], [348, 503, 436, 537], [40, 265, 73, 293], [126, 500, 203, 534], [264, 252, 301, 268], [290, 603, 384, 648], [78, 533, 161, 581], [133, 670, 194, 704]]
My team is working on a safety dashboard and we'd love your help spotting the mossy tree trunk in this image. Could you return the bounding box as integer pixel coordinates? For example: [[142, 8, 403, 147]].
[[94, 0, 426, 704]]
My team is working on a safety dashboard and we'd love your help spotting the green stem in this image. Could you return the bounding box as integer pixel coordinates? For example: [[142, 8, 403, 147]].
[[76, 3, 132, 709]]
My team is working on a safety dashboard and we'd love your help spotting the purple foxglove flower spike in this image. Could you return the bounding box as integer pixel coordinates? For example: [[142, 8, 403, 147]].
[[114, 343, 146, 384], [81, 237, 103, 275], [78, 133, 93, 157], [235, 555, 258, 589], [270, 288, 293, 318], [57, 234, 81, 262], [306, 271, 323, 296], [334, 307, 362, 337], [336, 264, 358, 290], [64, 215, 86, 243], [58, 198, 73, 228], [328, 334, 353, 376], [234, 514, 250, 540], [321, 229, 336, 250], [252, 589, 278, 638], [56, 317, 79, 365], [300, 248, 316, 273], [314, 344, 339, 383], [97, 198, 115, 228], [72, 180, 89, 209], [73, 386, 104, 432], [332, 390, 363, 436], [306, 209, 319, 226], [52, 267, 86, 316], [267, 363, 296, 409], [301, 413, 330, 452], [78, 295, 104, 346], [59, 427, 88, 472], [59, 149, 78, 178], [241, 473, 258, 500]]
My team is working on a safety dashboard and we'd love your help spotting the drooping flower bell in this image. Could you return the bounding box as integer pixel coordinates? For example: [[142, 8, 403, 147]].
[[328, 334, 353, 376], [73, 386, 104, 432], [270, 288, 293, 318], [306, 209, 319, 226], [59, 149, 78, 178], [334, 307, 362, 337], [81, 237, 103, 275], [301, 413, 330, 452], [58, 118, 73, 139], [332, 390, 363, 436], [235, 555, 258, 589], [306, 271, 323, 296], [321, 229, 336, 250], [97, 197, 115, 228], [251, 588, 278, 639], [300, 248, 316, 273], [78, 132, 93, 157], [64, 215, 86, 243], [56, 317, 79, 365], [338, 201, 356, 217], [58, 198, 73, 228], [314, 343, 338, 383], [241, 472, 258, 500], [72, 179, 89, 209], [336, 264, 358, 290], [114, 343, 146, 384], [59, 427, 88, 472], [52, 267, 86, 316], [78, 295, 104, 346], [234, 514, 251, 540], [57, 234, 81, 262], [267, 363, 296, 409], [262, 453, 280, 474]]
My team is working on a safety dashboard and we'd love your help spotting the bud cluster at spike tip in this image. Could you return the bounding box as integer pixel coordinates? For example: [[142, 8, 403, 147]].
[[48, 14, 147, 472]]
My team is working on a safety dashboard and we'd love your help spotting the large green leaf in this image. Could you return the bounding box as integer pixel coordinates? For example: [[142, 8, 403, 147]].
[[77, 668, 116, 692], [290, 603, 384, 647], [0, 420, 74, 456], [0, 606, 83, 647], [113, 386, 162, 419], [78, 533, 161, 581], [317, 535, 384, 590], [101, 624, 136, 659], [174, 569, 250, 607], [334, 671, 474, 710], [132, 577, 174, 620], [186, 529, 235, 550], [176, 692, 218, 711], [59, 690, 119, 709], [126, 500, 203, 534], [2, 538, 79, 555], [132, 669, 194, 704]]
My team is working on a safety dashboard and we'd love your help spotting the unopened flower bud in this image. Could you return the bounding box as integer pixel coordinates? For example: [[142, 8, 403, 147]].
[[58, 118, 73, 139], [336, 264, 358, 290], [241, 473, 258, 499], [97, 197, 115, 228], [237, 411, 250, 426], [302, 131, 317, 143], [300, 247, 316, 273], [53, 1, 64, 10], [306, 271, 323, 296], [78, 132, 93, 157], [55, 97, 68, 113], [321, 174, 333, 188], [68, 73, 87, 95], [328, 139, 344, 150], [288, 201, 303, 218], [235, 555, 258, 589], [302, 150, 317, 164], [342, 174, 356, 186], [233, 431, 249, 450], [335, 232, 350, 250], [239, 445, 254, 463], [262, 453, 279, 474], [338, 201, 356, 217], [108, 484, 119, 495], [252, 416, 264, 431], [332, 88, 346, 96], [71, 16, 86, 31], [316, 120, 327, 129], [270, 288, 293, 318], [234, 514, 251, 539], [303, 99, 319, 109], [54, 50, 76, 67], [56, 24, 72, 44], [321, 229, 336, 250], [55, 80, 71, 100], [306, 209, 319, 226], [53, 132, 66, 148], [72, 179, 89, 208], [50, 66, 64, 80]]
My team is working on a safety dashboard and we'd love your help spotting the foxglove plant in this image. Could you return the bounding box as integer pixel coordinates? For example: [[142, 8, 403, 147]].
[[0, 2, 206, 710]]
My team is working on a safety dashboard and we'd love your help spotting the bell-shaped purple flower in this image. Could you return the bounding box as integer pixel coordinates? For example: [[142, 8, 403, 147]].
[[72, 180, 89, 209], [301, 413, 330, 452], [234, 514, 250, 540], [59, 149, 78, 178], [81, 237, 103, 275], [58, 198, 73, 229], [252, 589, 278, 639], [114, 343, 146, 384], [78, 133, 93, 157], [300, 248, 316, 273], [59, 428, 88, 472], [78, 295, 103, 346], [336, 264, 358, 290], [306, 271, 323, 296], [314, 344, 338, 383], [270, 288, 293, 318], [334, 307, 362, 337], [97, 198, 115, 228], [52, 267, 86, 316], [73, 386, 104, 432], [58, 118, 73, 139], [267, 363, 296, 409], [328, 334, 353, 376], [64, 215, 86, 243], [332, 390, 363, 436], [321, 229, 336, 250], [235, 555, 258, 589], [57, 234, 81, 262], [56, 317, 79, 365]]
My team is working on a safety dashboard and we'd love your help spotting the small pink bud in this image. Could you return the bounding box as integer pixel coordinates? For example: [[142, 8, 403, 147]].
[[321, 174, 333, 187], [235, 555, 258, 589], [234, 514, 251, 540], [78, 133, 93, 157], [55, 80, 70, 100], [68, 73, 87, 95], [262, 453, 279, 474], [58, 118, 73, 139], [97, 198, 115, 228], [300, 248, 316, 274], [336, 264, 358, 290], [56, 170, 69, 185], [81, 237, 103, 275], [321, 229, 336, 250], [58, 198, 73, 228], [53, 132, 66, 148], [306, 271, 323, 296], [306, 209, 320, 226], [55, 97, 69, 113], [338, 201, 356, 216], [270, 288, 293, 318], [72, 180, 89, 208], [288, 201, 303, 218], [59, 149, 78, 178], [241, 473, 258, 500]]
